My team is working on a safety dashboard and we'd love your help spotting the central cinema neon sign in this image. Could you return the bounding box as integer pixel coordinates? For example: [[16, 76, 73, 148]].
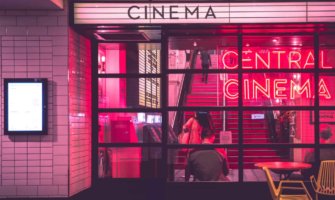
[[220, 49, 333, 100], [221, 49, 332, 69], [224, 78, 331, 100]]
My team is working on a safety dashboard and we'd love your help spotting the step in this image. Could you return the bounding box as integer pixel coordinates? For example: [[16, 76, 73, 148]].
[[186, 99, 220, 103], [228, 150, 279, 157], [232, 139, 271, 144], [226, 124, 267, 129], [229, 156, 288, 163]]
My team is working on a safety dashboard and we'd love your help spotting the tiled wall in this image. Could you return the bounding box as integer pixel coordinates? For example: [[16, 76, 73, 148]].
[[68, 29, 92, 196], [0, 6, 71, 198]]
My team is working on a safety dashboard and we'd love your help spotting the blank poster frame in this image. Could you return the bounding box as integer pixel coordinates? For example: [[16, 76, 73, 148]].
[[4, 78, 48, 135]]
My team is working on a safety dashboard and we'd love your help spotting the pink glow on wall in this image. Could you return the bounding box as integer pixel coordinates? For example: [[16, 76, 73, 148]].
[[69, 29, 92, 196], [99, 44, 127, 108]]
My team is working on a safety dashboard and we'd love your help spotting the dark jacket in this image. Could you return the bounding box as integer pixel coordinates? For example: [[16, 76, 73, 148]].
[[185, 149, 229, 181]]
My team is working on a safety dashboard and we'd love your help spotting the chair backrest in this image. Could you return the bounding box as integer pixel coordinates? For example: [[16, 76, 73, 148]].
[[263, 167, 278, 200], [317, 160, 335, 195]]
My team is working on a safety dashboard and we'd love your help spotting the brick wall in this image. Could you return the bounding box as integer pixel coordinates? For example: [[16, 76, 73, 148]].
[[0, 5, 70, 198], [68, 29, 92, 196]]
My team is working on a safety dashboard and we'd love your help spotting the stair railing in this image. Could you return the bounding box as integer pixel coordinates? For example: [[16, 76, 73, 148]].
[[173, 49, 198, 135]]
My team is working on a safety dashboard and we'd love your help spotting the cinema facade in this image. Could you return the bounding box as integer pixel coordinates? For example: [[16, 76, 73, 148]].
[[0, 0, 335, 198]]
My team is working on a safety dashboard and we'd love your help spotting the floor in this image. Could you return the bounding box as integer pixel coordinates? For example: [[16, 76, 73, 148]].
[[174, 168, 283, 182]]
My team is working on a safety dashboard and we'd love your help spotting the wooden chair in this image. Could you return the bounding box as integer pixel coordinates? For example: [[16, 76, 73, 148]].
[[310, 160, 335, 200], [263, 167, 312, 200]]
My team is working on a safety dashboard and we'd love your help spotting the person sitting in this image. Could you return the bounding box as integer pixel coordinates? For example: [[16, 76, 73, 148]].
[[181, 111, 214, 145], [185, 129, 229, 181]]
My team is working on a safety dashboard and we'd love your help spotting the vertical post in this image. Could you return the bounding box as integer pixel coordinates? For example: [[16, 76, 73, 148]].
[[237, 33, 243, 183], [160, 27, 168, 198], [91, 39, 99, 187], [314, 33, 320, 163]]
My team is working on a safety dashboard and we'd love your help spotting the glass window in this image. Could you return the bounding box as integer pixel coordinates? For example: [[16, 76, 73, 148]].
[[319, 34, 335, 69], [168, 36, 237, 70], [243, 35, 314, 70], [98, 112, 162, 144], [168, 148, 238, 182], [98, 147, 162, 179], [319, 147, 335, 160], [98, 77, 161, 108], [168, 110, 238, 144], [243, 148, 314, 182], [242, 73, 315, 106], [319, 113, 335, 144], [98, 43, 161, 74], [243, 110, 314, 144], [168, 73, 238, 107], [319, 74, 335, 106]]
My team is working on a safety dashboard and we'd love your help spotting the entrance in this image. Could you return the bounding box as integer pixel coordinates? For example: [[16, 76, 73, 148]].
[[90, 27, 335, 185]]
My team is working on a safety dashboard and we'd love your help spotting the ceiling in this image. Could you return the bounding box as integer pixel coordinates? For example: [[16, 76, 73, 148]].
[[0, 0, 63, 10]]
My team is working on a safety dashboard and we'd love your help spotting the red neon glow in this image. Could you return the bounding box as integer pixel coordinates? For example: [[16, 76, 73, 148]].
[[273, 79, 287, 99], [224, 78, 331, 100], [220, 49, 333, 69], [224, 79, 238, 99], [319, 79, 332, 99]]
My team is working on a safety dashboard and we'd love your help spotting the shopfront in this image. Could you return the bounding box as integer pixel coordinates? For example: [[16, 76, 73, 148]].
[[0, 0, 335, 199], [68, 1, 335, 192], [71, 0, 335, 186]]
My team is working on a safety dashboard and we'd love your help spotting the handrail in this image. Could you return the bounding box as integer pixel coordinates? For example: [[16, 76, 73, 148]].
[[173, 49, 198, 135]]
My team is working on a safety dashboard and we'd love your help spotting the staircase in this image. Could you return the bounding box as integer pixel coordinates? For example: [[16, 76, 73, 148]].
[[175, 56, 289, 169]]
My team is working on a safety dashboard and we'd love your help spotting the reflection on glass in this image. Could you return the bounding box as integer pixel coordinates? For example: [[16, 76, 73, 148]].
[[243, 148, 314, 182], [243, 110, 314, 144], [242, 73, 315, 106], [98, 43, 161, 74], [98, 113, 162, 143], [168, 148, 238, 182], [168, 73, 238, 107], [99, 78, 161, 108], [98, 147, 162, 178]]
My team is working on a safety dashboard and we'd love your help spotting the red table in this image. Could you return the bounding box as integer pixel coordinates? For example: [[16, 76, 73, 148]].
[[255, 161, 312, 180]]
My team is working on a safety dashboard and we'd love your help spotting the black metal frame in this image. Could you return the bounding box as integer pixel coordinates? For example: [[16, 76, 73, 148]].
[[68, 0, 335, 188], [4, 78, 48, 135]]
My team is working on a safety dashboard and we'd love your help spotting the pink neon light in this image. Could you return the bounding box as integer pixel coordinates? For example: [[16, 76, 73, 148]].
[[273, 79, 287, 99], [222, 51, 238, 69], [320, 50, 332, 69], [224, 78, 331, 100], [319, 78, 332, 99], [253, 79, 271, 99], [225, 79, 238, 99], [220, 49, 334, 69], [290, 79, 311, 99]]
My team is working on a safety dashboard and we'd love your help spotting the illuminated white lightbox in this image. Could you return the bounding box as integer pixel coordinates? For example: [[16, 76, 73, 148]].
[[4, 79, 48, 135]]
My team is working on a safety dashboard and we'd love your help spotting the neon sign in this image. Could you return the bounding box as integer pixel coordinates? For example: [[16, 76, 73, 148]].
[[221, 49, 333, 69], [224, 78, 331, 100]]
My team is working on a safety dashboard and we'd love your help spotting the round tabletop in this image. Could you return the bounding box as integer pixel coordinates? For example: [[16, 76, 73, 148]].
[[255, 161, 312, 171]]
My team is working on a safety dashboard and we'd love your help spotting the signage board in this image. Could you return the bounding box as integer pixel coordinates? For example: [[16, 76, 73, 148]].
[[4, 79, 48, 135]]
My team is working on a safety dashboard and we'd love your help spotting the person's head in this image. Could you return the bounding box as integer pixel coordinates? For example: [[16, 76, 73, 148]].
[[195, 111, 209, 127], [201, 128, 215, 144]]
